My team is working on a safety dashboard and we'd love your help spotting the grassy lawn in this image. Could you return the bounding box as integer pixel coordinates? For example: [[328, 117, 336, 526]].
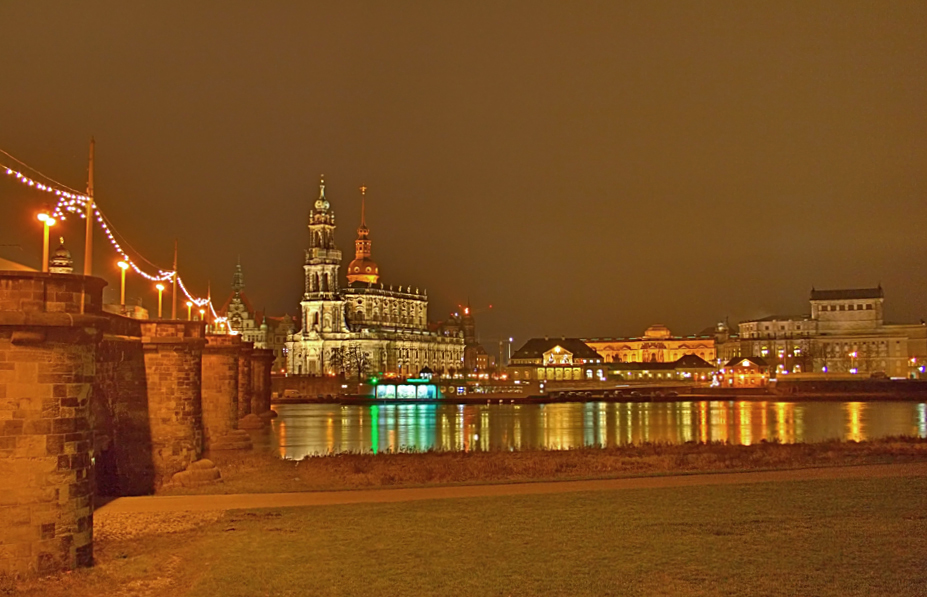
[[14, 474, 927, 596]]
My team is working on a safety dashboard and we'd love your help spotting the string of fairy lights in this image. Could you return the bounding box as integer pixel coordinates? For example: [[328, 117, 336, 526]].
[[2, 155, 228, 327]]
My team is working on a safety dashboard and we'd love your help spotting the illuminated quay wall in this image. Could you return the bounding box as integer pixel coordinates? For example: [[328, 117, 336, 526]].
[[0, 271, 271, 577]]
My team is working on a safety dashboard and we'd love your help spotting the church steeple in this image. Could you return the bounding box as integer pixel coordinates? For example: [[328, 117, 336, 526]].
[[347, 185, 379, 284], [314, 175, 330, 213], [310, 175, 335, 229], [232, 257, 245, 295], [303, 175, 342, 299]]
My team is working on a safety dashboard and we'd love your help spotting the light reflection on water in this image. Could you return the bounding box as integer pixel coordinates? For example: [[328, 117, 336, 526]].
[[251, 401, 927, 460]]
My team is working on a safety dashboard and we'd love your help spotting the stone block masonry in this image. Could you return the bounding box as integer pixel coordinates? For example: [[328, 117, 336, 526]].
[[0, 271, 250, 577], [140, 321, 206, 488], [93, 319, 150, 496], [250, 348, 275, 415], [0, 273, 107, 577], [202, 334, 251, 451], [237, 341, 253, 420]]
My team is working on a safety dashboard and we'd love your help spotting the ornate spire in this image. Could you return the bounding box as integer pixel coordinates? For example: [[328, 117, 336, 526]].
[[232, 257, 245, 294], [360, 186, 367, 226], [358, 185, 369, 237], [347, 184, 379, 284]]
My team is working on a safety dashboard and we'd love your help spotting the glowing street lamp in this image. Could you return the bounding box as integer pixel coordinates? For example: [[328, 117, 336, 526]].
[[199, 308, 205, 322], [117, 261, 129, 308], [155, 283, 165, 319], [37, 212, 56, 272], [186, 301, 193, 320]]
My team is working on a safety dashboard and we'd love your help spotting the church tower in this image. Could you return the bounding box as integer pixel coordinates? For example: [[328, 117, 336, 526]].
[[301, 176, 346, 338], [347, 185, 380, 285]]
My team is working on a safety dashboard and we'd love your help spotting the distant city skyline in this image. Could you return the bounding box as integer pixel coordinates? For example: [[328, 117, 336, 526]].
[[1, 1, 925, 343]]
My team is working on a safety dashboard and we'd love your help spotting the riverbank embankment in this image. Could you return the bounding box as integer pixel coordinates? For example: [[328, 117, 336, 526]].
[[154, 437, 927, 496]]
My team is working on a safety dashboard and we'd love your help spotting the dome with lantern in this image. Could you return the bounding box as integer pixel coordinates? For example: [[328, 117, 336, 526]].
[[48, 237, 74, 274]]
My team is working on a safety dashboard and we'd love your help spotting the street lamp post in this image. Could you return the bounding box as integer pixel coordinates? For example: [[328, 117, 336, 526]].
[[156, 283, 165, 319], [199, 308, 205, 323], [117, 261, 129, 311], [37, 213, 56, 272], [186, 301, 193, 320]]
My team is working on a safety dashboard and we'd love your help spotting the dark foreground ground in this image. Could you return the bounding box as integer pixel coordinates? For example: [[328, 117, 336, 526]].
[[9, 469, 927, 597]]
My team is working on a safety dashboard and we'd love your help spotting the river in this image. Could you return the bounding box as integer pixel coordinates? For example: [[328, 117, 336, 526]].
[[251, 400, 927, 459]]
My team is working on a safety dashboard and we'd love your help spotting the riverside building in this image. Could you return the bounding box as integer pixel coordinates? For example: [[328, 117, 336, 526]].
[[584, 324, 716, 364], [738, 287, 926, 378], [507, 338, 607, 382], [285, 179, 464, 377]]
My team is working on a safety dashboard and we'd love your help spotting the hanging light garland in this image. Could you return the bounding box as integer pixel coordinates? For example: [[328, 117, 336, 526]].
[[3, 161, 219, 318]]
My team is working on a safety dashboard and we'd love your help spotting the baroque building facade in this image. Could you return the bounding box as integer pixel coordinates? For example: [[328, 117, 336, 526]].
[[285, 179, 464, 377], [738, 287, 926, 378], [584, 324, 716, 364], [507, 338, 606, 382]]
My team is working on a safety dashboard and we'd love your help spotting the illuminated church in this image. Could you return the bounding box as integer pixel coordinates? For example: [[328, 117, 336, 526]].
[[285, 179, 464, 376]]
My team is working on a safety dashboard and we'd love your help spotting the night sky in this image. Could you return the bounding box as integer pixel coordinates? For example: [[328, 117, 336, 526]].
[[1, 2, 925, 345]]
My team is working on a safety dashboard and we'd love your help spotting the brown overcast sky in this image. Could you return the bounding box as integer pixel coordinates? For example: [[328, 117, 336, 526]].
[[1, 1, 925, 345]]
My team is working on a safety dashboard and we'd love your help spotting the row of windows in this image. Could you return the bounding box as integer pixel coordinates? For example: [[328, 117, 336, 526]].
[[819, 303, 874, 312]]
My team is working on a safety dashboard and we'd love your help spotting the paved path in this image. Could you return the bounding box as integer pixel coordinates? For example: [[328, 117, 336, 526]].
[[97, 462, 927, 514]]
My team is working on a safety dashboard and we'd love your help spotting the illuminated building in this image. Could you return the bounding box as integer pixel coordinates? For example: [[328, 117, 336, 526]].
[[712, 321, 743, 364], [739, 287, 927, 378], [218, 260, 296, 371], [738, 314, 814, 375], [285, 179, 464, 377], [508, 338, 606, 381], [585, 324, 716, 364], [717, 356, 770, 387], [610, 354, 715, 383]]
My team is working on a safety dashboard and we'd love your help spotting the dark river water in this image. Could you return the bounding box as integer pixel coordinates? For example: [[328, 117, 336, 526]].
[[252, 400, 927, 459]]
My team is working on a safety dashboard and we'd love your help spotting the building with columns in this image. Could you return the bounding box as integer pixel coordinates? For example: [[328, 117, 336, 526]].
[[584, 324, 716, 364], [738, 287, 926, 378], [285, 179, 464, 377]]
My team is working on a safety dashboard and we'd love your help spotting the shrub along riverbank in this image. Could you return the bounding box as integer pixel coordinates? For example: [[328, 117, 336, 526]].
[[154, 437, 927, 495]]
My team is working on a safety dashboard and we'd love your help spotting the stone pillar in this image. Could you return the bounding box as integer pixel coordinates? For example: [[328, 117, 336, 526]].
[[201, 335, 251, 451], [140, 321, 205, 487], [237, 341, 253, 420], [92, 317, 150, 497], [250, 348, 275, 416], [0, 272, 107, 576]]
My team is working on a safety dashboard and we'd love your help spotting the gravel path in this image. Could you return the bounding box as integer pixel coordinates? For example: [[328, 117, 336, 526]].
[[96, 462, 927, 514]]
